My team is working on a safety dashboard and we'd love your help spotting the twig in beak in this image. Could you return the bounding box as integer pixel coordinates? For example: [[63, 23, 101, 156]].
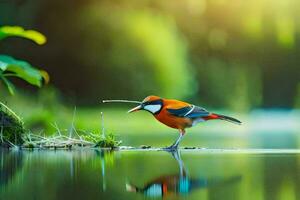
[[102, 100, 141, 104]]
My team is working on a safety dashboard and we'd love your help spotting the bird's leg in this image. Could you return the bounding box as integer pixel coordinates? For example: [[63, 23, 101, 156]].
[[163, 129, 185, 151]]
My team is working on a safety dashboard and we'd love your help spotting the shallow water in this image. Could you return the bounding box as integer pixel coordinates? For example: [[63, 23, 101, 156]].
[[1, 148, 300, 200]]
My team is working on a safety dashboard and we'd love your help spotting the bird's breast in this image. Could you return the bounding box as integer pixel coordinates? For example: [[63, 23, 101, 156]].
[[154, 109, 193, 130]]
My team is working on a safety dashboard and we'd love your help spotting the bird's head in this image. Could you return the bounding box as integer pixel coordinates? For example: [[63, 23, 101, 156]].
[[128, 95, 163, 115]]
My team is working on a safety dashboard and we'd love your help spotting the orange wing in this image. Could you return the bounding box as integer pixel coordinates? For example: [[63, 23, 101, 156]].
[[164, 99, 191, 109], [154, 99, 193, 130]]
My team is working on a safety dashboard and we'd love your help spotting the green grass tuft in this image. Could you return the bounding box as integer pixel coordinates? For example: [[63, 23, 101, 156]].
[[0, 109, 25, 146], [83, 132, 122, 148]]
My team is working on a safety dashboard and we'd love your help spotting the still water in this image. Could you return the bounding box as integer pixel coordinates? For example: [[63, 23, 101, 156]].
[[1, 148, 300, 200]]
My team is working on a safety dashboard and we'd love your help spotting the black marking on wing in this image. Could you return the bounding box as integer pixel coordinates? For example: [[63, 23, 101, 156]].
[[167, 105, 210, 118]]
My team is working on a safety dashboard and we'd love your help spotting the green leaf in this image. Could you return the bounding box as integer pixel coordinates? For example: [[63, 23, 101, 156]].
[[0, 76, 16, 95], [0, 26, 46, 45], [0, 55, 48, 87]]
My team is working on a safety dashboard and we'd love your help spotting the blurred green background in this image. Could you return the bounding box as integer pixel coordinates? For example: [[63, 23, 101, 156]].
[[0, 0, 300, 146]]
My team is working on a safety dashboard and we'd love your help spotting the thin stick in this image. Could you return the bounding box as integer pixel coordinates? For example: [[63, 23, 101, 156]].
[[101, 112, 105, 138], [69, 106, 76, 138], [52, 122, 62, 136], [102, 100, 141, 104], [6, 139, 16, 148], [0, 101, 22, 122]]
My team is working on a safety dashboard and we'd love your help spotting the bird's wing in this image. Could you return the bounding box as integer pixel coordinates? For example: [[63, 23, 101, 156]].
[[166, 105, 210, 118]]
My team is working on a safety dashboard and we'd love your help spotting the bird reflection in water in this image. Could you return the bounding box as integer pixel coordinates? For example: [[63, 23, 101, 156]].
[[126, 150, 241, 198]]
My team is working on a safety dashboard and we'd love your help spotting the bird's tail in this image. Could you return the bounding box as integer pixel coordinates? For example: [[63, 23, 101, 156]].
[[212, 113, 242, 125]]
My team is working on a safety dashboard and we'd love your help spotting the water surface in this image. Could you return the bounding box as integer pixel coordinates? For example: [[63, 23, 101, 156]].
[[1, 148, 300, 200]]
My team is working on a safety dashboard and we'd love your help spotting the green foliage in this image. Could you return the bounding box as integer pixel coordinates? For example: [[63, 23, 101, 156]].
[[0, 26, 46, 45], [0, 106, 25, 146], [0, 26, 49, 95], [0, 55, 49, 94], [83, 133, 122, 148]]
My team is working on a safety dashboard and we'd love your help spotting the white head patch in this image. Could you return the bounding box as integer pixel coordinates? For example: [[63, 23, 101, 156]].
[[144, 105, 161, 114]]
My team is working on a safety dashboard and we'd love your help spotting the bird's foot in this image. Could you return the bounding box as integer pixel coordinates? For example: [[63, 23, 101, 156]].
[[162, 145, 178, 151]]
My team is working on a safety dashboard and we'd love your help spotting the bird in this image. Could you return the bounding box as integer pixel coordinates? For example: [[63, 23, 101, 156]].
[[128, 95, 241, 150]]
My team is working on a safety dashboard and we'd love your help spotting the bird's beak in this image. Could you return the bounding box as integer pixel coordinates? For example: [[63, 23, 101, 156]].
[[128, 105, 142, 113]]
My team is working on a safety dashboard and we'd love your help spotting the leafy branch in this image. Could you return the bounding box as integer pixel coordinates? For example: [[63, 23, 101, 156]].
[[0, 26, 49, 94]]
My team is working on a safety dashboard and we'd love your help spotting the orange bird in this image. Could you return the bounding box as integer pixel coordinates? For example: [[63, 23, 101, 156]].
[[128, 95, 241, 150]]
